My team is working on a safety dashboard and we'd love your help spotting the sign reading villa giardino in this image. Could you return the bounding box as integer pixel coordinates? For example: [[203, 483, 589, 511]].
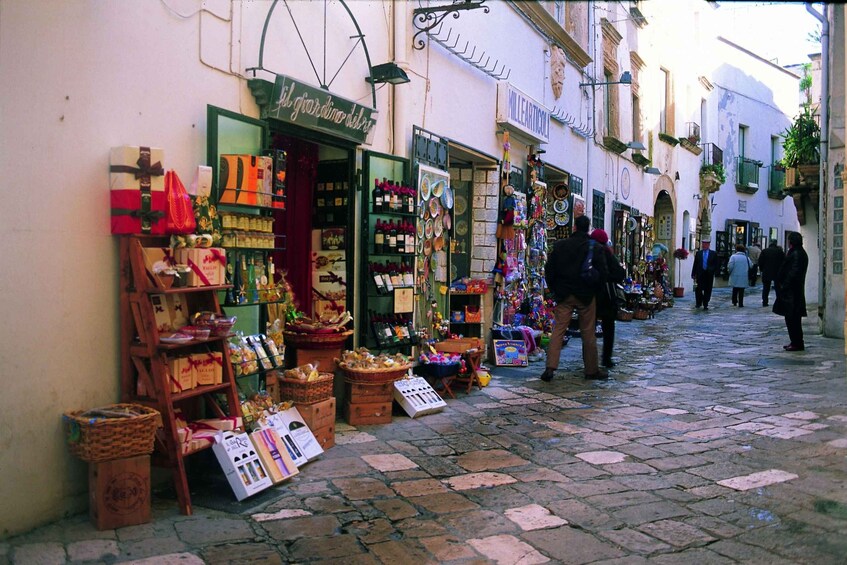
[[496, 82, 550, 144], [265, 74, 378, 145]]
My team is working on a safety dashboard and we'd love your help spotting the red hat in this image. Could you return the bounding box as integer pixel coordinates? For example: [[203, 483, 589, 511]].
[[590, 229, 609, 245]]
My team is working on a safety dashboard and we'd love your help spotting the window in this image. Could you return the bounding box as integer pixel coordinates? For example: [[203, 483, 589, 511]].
[[592, 190, 605, 231], [682, 211, 690, 251], [770, 135, 779, 165], [739, 125, 748, 158], [553, 0, 564, 25], [659, 69, 670, 134], [700, 98, 707, 142], [632, 94, 641, 144], [604, 69, 613, 136]]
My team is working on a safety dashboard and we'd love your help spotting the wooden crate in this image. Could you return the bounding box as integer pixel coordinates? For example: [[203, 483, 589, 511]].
[[346, 381, 393, 404], [312, 422, 335, 449], [296, 397, 337, 430], [344, 400, 392, 425], [291, 346, 341, 373], [89, 455, 151, 530]]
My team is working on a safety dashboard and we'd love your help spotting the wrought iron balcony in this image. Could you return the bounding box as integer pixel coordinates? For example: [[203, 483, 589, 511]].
[[680, 122, 702, 155], [701, 143, 723, 167], [735, 156, 762, 194], [767, 166, 786, 199]]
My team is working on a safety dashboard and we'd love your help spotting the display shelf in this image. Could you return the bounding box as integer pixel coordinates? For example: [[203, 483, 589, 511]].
[[222, 246, 286, 253], [221, 298, 289, 308], [371, 210, 418, 218], [145, 285, 232, 295], [369, 252, 416, 257], [171, 382, 233, 402]]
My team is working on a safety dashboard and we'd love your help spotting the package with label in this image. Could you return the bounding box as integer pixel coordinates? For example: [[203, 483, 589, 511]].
[[110, 146, 166, 234], [256, 156, 274, 207], [250, 427, 299, 484], [151, 294, 189, 332], [264, 406, 323, 463], [218, 154, 258, 206], [191, 352, 223, 385], [174, 248, 227, 286], [212, 431, 274, 500], [168, 356, 195, 393]]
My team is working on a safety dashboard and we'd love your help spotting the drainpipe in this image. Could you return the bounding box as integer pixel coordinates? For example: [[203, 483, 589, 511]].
[[806, 3, 828, 327], [392, 2, 409, 159]]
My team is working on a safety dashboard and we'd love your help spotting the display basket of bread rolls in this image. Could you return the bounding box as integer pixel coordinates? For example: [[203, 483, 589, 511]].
[[283, 329, 353, 349], [63, 404, 160, 463], [337, 348, 412, 384], [279, 371, 335, 404]]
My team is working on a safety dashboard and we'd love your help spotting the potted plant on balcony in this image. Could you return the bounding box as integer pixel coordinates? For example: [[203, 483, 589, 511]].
[[672, 247, 689, 297], [782, 103, 820, 189], [699, 163, 726, 192]]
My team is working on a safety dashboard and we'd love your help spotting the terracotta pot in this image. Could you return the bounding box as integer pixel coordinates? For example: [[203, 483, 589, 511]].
[[673, 287, 685, 298]]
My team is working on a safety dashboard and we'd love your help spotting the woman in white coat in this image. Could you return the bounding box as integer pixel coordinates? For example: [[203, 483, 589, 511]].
[[727, 244, 752, 307]]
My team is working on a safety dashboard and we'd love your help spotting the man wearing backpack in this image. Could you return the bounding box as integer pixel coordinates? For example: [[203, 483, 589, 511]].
[[542, 215, 609, 381]]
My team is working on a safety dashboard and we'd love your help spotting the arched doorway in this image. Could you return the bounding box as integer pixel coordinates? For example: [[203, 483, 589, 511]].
[[653, 175, 675, 283]]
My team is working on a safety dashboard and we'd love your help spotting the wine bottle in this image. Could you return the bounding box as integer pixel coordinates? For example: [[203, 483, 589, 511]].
[[406, 315, 419, 345], [388, 220, 397, 253], [372, 178, 383, 212], [396, 222, 405, 255], [372, 263, 386, 295], [406, 185, 415, 214], [374, 220, 384, 254], [405, 222, 415, 254], [389, 263, 402, 289], [239, 255, 249, 304], [402, 263, 415, 287]]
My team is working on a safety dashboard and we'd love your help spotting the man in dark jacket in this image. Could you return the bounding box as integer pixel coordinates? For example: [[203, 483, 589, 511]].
[[758, 239, 785, 307], [542, 215, 608, 381], [691, 238, 718, 309], [773, 232, 808, 351]]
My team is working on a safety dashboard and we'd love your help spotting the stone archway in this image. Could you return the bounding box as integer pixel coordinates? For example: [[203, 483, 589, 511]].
[[653, 175, 676, 282]]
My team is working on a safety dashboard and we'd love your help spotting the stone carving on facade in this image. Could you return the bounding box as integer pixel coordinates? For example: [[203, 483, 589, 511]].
[[551, 45, 565, 99]]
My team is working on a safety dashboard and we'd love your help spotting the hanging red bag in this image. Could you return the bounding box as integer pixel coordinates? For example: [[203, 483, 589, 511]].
[[164, 170, 196, 234]]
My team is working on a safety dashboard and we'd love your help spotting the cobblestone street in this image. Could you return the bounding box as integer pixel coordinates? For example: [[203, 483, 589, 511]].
[[4, 287, 846, 564]]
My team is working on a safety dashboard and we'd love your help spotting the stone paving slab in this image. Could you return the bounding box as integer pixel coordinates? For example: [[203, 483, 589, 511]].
[[4, 288, 846, 563]]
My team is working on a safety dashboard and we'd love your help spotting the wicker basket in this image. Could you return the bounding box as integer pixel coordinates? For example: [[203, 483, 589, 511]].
[[633, 308, 650, 320], [64, 404, 159, 463], [617, 309, 634, 322], [340, 364, 412, 384], [283, 329, 353, 350], [279, 372, 335, 404]]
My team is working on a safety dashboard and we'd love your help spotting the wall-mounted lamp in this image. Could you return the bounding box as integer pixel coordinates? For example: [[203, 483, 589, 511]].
[[694, 194, 718, 212], [579, 71, 632, 88], [366, 62, 410, 85], [626, 141, 646, 151], [644, 166, 661, 175], [675, 171, 681, 181]]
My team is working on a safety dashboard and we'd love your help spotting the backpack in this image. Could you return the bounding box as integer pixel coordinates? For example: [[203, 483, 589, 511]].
[[580, 240, 601, 285]]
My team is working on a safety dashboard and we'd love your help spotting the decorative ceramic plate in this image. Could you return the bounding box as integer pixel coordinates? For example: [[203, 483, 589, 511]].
[[440, 185, 454, 210], [420, 176, 431, 201], [456, 219, 469, 236], [423, 239, 433, 256], [454, 195, 467, 215], [553, 199, 569, 214], [451, 264, 458, 280], [433, 235, 445, 251], [419, 203, 427, 219], [434, 218, 444, 237], [555, 212, 570, 226], [425, 218, 434, 239], [546, 217, 556, 230], [431, 179, 445, 198], [417, 219, 424, 239], [160, 333, 194, 344], [442, 213, 451, 231], [553, 184, 569, 200], [429, 197, 441, 218], [626, 217, 638, 232], [417, 254, 425, 271]]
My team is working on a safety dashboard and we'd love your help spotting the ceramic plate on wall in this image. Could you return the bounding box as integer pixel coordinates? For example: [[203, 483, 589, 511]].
[[417, 219, 424, 239], [440, 185, 454, 210], [420, 177, 431, 201], [434, 218, 444, 237], [555, 212, 570, 226], [456, 219, 468, 236], [425, 218, 434, 239], [553, 184, 569, 200], [442, 213, 451, 231], [553, 199, 569, 214], [431, 179, 445, 198], [429, 197, 442, 218], [454, 195, 467, 215]]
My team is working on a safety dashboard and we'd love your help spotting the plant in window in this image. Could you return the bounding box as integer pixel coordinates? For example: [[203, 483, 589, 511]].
[[699, 163, 726, 184], [782, 103, 820, 167]]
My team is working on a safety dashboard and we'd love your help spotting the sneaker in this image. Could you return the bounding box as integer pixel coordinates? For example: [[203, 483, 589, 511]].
[[540, 368, 556, 382], [585, 370, 609, 380]]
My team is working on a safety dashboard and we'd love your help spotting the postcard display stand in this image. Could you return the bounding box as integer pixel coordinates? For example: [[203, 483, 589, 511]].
[[119, 235, 241, 515]]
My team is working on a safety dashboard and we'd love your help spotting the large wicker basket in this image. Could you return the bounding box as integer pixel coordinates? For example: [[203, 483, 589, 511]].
[[283, 329, 353, 350], [616, 309, 634, 322], [64, 404, 160, 463], [279, 372, 335, 404], [340, 364, 412, 384], [633, 308, 650, 320]]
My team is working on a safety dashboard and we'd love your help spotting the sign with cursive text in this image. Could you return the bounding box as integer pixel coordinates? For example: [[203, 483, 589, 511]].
[[265, 75, 378, 145]]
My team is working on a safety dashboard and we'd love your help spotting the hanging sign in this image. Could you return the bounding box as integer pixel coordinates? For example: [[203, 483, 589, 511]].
[[265, 74, 378, 145], [496, 82, 550, 144]]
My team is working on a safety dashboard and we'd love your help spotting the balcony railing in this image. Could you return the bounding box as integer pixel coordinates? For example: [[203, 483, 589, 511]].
[[701, 143, 723, 167], [736, 156, 762, 193], [768, 166, 786, 199]]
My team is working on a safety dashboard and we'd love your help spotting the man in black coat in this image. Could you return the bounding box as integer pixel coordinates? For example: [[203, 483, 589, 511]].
[[773, 232, 808, 351], [691, 238, 718, 309], [758, 239, 785, 307], [542, 215, 609, 381]]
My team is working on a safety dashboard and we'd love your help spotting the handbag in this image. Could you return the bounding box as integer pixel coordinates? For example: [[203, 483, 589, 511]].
[[164, 170, 196, 234], [606, 282, 627, 308]]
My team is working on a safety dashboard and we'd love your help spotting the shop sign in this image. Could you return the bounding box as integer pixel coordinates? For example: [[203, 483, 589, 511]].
[[266, 74, 378, 145], [496, 82, 549, 144]]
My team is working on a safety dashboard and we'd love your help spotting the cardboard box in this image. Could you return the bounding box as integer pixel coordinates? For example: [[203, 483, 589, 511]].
[[110, 146, 166, 235], [291, 347, 341, 374], [250, 427, 299, 484], [344, 400, 392, 425], [394, 377, 447, 418], [218, 154, 258, 206], [311, 270, 347, 302], [151, 293, 189, 333], [192, 352, 223, 385], [174, 248, 227, 286], [312, 422, 335, 450], [296, 397, 337, 430], [212, 431, 274, 501], [89, 455, 151, 530], [168, 356, 195, 394], [265, 407, 324, 462], [346, 382, 393, 404], [256, 156, 274, 207]]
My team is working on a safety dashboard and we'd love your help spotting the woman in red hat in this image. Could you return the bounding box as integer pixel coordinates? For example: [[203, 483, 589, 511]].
[[590, 229, 627, 367]]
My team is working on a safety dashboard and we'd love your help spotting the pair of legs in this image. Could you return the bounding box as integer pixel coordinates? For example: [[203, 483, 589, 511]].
[[762, 277, 774, 306], [694, 276, 714, 309], [600, 316, 615, 367], [785, 313, 804, 350], [544, 295, 600, 378], [749, 264, 758, 286], [732, 287, 745, 307]]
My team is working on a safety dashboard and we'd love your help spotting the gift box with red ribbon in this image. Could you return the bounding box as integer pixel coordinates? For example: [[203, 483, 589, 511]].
[[110, 146, 166, 234], [191, 352, 223, 385], [174, 247, 227, 286]]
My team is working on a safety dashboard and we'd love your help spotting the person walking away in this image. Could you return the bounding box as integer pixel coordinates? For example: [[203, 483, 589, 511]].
[[542, 215, 609, 381], [758, 240, 785, 307], [773, 232, 808, 351], [747, 242, 762, 286], [727, 244, 752, 307], [590, 229, 626, 368], [691, 238, 718, 309]]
